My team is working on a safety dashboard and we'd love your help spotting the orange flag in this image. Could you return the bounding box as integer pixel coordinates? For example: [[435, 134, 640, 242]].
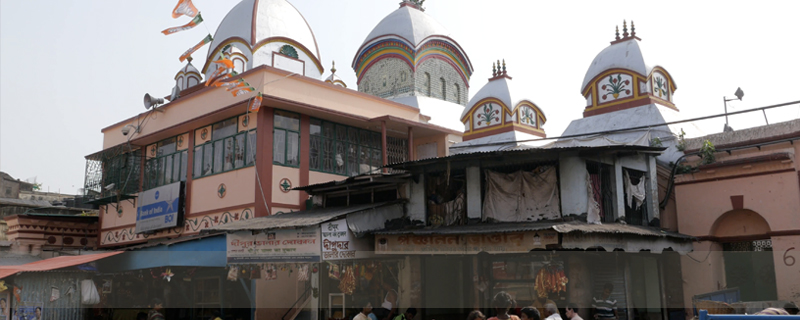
[[179, 34, 212, 62], [230, 87, 255, 97], [249, 93, 263, 113], [162, 14, 203, 35], [172, 0, 199, 18]]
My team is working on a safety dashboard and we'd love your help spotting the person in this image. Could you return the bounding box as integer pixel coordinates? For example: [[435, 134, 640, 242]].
[[520, 307, 541, 320], [488, 291, 520, 320], [136, 312, 148, 320], [375, 288, 398, 320], [209, 310, 223, 320], [0, 298, 6, 316], [33, 307, 42, 320], [532, 295, 557, 319], [784, 303, 799, 315], [354, 300, 373, 320], [468, 311, 487, 320], [754, 307, 789, 315], [592, 283, 617, 320], [566, 303, 583, 320], [393, 308, 416, 320], [543, 303, 562, 320], [148, 298, 165, 320]]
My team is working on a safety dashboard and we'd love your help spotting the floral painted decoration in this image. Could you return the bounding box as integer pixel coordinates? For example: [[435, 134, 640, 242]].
[[654, 77, 668, 98], [601, 74, 631, 100], [521, 107, 536, 126], [476, 103, 500, 126]]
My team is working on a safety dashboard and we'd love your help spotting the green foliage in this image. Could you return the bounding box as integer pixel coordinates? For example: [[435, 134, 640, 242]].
[[699, 139, 716, 165], [650, 137, 663, 147], [675, 128, 686, 151]]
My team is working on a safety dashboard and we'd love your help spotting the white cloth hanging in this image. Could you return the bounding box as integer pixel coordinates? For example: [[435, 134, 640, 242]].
[[624, 170, 646, 210], [586, 171, 602, 224], [483, 167, 560, 222]]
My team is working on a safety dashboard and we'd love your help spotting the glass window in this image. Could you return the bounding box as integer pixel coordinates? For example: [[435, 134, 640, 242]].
[[273, 110, 300, 167], [145, 135, 189, 189], [193, 116, 257, 178], [309, 119, 383, 176]]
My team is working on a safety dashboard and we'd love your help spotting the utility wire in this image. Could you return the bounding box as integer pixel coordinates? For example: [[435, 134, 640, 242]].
[[450, 100, 800, 149]]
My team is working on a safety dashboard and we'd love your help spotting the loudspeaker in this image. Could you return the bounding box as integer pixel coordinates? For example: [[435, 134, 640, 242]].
[[143, 93, 165, 110]]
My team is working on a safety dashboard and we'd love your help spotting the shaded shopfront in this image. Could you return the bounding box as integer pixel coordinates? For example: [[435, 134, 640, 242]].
[[373, 222, 693, 320]]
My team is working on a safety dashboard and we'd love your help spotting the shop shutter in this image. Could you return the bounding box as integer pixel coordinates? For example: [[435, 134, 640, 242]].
[[591, 254, 628, 320]]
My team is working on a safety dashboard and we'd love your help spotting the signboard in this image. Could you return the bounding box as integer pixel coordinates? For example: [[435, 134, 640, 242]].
[[14, 303, 43, 320], [375, 230, 559, 255], [227, 228, 321, 263], [136, 181, 184, 233], [321, 218, 372, 260]]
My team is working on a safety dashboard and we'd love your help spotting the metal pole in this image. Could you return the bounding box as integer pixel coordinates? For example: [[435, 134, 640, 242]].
[[763, 109, 769, 124], [723, 96, 729, 126]]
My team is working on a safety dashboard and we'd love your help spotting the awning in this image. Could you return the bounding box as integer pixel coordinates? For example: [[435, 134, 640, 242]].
[[205, 201, 405, 232], [374, 221, 695, 254], [97, 234, 227, 272], [0, 251, 123, 280]]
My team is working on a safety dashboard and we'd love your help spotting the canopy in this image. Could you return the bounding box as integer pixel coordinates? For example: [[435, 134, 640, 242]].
[[0, 251, 123, 280]]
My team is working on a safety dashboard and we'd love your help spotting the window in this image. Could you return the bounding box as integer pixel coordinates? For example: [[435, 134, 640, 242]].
[[587, 161, 615, 223], [309, 119, 382, 176], [193, 117, 256, 178], [440, 78, 446, 99], [424, 73, 431, 96], [145, 136, 188, 189], [454, 83, 461, 104], [274, 110, 300, 167]]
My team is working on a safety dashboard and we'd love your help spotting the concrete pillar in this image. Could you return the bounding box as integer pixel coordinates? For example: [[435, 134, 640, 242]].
[[466, 165, 482, 220], [408, 173, 426, 224], [614, 160, 625, 221], [646, 155, 660, 223]]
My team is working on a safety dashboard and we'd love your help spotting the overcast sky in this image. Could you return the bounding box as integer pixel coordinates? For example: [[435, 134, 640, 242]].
[[1, 0, 799, 195]]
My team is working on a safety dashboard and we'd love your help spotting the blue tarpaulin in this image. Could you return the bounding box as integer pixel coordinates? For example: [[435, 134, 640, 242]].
[[98, 234, 226, 272]]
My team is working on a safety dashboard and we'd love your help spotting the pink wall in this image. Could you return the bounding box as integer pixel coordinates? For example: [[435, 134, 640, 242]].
[[680, 241, 726, 313], [770, 235, 800, 300], [676, 171, 800, 236], [190, 167, 256, 214]]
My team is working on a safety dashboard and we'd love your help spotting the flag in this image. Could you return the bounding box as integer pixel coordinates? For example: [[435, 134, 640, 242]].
[[179, 34, 212, 62], [230, 87, 255, 97], [162, 14, 203, 35], [206, 67, 234, 87], [172, 0, 199, 18], [249, 93, 263, 113], [211, 56, 235, 70]]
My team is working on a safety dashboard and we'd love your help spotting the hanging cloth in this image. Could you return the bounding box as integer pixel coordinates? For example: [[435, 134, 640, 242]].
[[624, 170, 646, 210], [586, 171, 602, 224]]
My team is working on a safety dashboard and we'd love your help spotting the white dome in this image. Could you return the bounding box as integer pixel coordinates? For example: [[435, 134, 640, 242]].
[[203, 0, 322, 78], [361, 5, 451, 47], [462, 77, 536, 119], [581, 39, 652, 91]]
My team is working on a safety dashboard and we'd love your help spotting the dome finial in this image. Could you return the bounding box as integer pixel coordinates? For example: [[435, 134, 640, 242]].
[[630, 20, 636, 37], [187, 56, 193, 63], [622, 20, 629, 38], [615, 25, 620, 41], [502, 59, 506, 75], [492, 61, 497, 77], [400, 0, 425, 11], [331, 60, 337, 74]]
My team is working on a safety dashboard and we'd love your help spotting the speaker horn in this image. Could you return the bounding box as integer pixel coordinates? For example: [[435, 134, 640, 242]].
[[144, 93, 165, 110]]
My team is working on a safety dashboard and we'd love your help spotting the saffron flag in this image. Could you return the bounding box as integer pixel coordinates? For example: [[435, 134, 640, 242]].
[[172, 0, 199, 18], [249, 93, 263, 113], [179, 34, 212, 62], [162, 14, 203, 35], [230, 87, 255, 97]]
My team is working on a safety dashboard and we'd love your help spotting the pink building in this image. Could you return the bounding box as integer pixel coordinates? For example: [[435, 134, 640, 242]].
[[674, 119, 800, 309]]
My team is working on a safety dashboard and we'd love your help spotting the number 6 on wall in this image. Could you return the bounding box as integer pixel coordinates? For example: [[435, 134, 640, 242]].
[[785, 247, 796, 266]]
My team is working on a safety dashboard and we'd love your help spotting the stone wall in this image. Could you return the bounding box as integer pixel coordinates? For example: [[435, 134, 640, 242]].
[[415, 58, 468, 106], [358, 58, 468, 106], [358, 58, 415, 99]]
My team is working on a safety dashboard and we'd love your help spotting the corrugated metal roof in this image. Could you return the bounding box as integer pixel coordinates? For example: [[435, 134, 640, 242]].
[[386, 145, 665, 169], [294, 172, 409, 192], [0, 251, 122, 280], [375, 220, 693, 240], [0, 198, 53, 207], [206, 201, 403, 232]]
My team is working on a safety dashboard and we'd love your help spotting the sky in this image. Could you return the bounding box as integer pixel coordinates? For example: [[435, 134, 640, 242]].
[[1, 0, 799, 195]]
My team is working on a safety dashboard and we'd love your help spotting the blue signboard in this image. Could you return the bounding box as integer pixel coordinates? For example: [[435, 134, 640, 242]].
[[136, 181, 183, 233]]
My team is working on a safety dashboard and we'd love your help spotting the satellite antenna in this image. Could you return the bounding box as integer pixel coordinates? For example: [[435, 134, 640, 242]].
[[144, 93, 166, 111]]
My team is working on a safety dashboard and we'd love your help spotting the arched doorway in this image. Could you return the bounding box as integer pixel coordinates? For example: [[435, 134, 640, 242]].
[[711, 209, 777, 301]]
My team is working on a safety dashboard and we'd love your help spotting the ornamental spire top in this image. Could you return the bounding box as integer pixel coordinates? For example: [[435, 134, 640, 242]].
[[400, 0, 425, 11], [611, 19, 641, 44]]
